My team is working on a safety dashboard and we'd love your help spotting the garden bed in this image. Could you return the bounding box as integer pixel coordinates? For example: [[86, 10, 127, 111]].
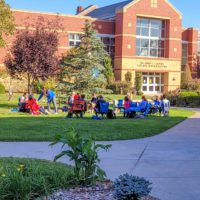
[[46, 182, 159, 200]]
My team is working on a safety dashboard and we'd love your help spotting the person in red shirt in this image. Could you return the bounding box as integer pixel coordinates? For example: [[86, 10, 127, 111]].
[[74, 93, 80, 100], [28, 95, 47, 115]]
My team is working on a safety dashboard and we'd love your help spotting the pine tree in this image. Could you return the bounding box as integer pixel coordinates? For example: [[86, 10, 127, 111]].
[[59, 20, 110, 95]]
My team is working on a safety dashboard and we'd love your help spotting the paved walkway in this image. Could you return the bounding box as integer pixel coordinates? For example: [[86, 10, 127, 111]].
[[0, 109, 200, 200]]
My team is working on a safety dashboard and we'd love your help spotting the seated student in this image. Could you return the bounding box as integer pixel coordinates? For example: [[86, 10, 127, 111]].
[[18, 93, 29, 112], [124, 95, 131, 117], [151, 96, 162, 114], [67, 92, 75, 107], [79, 94, 87, 118], [28, 95, 47, 115], [66, 94, 87, 118], [94, 95, 106, 115], [88, 93, 97, 113], [74, 93, 80, 101], [161, 95, 170, 116], [125, 96, 148, 115]]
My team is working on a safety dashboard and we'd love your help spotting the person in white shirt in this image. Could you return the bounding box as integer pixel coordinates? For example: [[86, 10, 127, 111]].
[[161, 95, 170, 116]]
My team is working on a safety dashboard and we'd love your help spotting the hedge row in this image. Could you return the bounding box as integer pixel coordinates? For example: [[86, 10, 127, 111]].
[[169, 96, 200, 107]]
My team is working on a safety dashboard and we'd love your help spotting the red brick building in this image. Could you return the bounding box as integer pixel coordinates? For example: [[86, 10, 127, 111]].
[[0, 0, 199, 94]]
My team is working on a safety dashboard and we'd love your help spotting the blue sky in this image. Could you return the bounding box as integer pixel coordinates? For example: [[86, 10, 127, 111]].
[[6, 0, 200, 30]]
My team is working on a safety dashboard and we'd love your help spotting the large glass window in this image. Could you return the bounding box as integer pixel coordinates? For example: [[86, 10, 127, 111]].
[[101, 36, 115, 59], [136, 18, 166, 57], [100, 37, 115, 60], [69, 33, 81, 47]]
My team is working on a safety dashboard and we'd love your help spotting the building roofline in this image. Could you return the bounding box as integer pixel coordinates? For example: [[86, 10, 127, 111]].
[[120, 0, 182, 18], [11, 8, 114, 22], [77, 5, 98, 16]]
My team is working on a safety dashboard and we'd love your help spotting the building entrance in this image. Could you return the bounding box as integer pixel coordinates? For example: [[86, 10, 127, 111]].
[[142, 72, 164, 94]]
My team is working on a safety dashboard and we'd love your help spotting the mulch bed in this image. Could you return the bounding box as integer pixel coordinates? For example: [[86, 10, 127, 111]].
[[45, 182, 159, 200]]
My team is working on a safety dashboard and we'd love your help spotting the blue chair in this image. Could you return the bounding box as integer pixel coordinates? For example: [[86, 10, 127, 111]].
[[117, 100, 123, 107], [96, 102, 109, 118], [130, 102, 137, 108], [142, 103, 152, 116]]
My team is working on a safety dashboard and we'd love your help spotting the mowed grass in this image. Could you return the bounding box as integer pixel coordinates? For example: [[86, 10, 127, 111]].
[[0, 93, 194, 141]]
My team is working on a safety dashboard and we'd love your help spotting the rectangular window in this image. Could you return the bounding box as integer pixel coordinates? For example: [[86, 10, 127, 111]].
[[136, 17, 166, 58], [100, 36, 115, 60], [69, 33, 82, 47], [151, 0, 158, 8], [181, 43, 188, 71]]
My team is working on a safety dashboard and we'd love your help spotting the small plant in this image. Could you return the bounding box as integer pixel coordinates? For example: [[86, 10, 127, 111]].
[[0, 82, 5, 94], [51, 128, 111, 186], [113, 173, 152, 200]]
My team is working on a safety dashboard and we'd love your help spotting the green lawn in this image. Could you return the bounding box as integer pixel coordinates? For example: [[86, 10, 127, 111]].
[[0, 93, 194, 141]]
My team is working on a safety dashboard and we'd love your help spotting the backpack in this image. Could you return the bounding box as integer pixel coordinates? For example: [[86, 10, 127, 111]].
[[107, 109, 116, 119]]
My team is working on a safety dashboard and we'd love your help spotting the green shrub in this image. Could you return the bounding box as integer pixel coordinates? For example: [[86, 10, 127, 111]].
[[113, 173, 152, 200], [51, 128, 111, 186], [0, 158, 73, 200], [0, 82, 5, 94], [108, 81, 132, 94], [179, 91, 199, 98], [135, 72, 142, 95], [125, 72, 132, 83]]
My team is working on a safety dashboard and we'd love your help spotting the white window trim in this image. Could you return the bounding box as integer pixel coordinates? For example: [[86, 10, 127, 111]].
[[69, 33, 82, 47]]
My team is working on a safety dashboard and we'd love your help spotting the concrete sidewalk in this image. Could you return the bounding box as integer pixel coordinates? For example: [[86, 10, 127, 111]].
[[0, 110, 200, 200]]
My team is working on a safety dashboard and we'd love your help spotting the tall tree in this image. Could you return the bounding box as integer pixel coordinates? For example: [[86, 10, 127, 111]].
[[104, 56, 114, 84], [59, 20, 110, 95], [0, 0, 15, 47], [4, 17, 60, 93]]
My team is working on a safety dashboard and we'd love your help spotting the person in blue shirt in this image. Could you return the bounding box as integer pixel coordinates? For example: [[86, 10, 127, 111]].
[[38, 87, 57, 114], [153, 96, 161, 107], [125, 96, 148, 114]]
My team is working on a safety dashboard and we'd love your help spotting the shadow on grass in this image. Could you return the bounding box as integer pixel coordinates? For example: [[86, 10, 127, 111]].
[[0, 103, 18, 108]]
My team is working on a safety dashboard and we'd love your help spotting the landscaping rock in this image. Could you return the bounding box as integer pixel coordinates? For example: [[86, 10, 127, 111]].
[[45, 182, 159, 200]]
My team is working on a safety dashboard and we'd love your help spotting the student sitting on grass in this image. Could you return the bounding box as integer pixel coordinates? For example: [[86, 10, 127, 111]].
[[28, 95, 47, 115], [18, 93, 29, 112]]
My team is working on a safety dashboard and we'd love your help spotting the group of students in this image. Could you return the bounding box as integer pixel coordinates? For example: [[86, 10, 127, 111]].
[[66, 92, 107, 118], [18, 87, 57, 115], [18, 88, 170, 118], [123, 93, 170, 117]]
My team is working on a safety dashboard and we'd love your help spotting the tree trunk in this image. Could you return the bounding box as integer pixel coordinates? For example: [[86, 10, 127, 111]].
[[27, 73, 31, 94]]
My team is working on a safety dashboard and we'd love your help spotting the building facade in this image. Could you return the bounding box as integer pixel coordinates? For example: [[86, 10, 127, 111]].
[[0, 0, 199, 94]]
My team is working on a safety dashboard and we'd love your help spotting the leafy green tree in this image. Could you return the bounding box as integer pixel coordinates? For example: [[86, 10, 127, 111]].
[[0, 0, 15, 47], [59, 20, 110, 95], [135, 72, 142, 95], [104, 56, 114, 84]]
